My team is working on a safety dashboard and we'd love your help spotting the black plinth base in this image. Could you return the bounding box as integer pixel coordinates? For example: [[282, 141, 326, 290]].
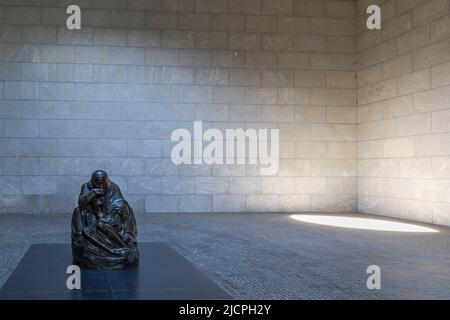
[[0, 243, 232, 300]]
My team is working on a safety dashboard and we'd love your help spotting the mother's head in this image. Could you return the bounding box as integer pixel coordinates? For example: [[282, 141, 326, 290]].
[[90, 170, 110, 190]]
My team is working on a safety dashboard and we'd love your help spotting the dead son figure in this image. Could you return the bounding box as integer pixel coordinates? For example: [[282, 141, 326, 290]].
[[71, 170, 139, 270]]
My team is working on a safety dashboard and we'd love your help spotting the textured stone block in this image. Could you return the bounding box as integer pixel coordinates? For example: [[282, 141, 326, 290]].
[[22, 176, 57, 195], [22, 63, 57, 81], [412, 0, 449, 27], [431, 61, 450, 88], [278, 88, 309, 105], [39, 7, 66, 25], [382, 96, 413, 119], [358, 80, 397, 105], [212, 50, 245, 68], [41, 45, 75, 63], [176, 48, 208, 65], [432, 157, 450, 179], [128, 176, 162, 195], [58, 27, 93, 45], [39, 120, 77, 138], [278, 195, 311, 212], [75, 83, 110, 101], [4, 120, 39, 138], [398, 113, 432, 136], [128, 0, 161, 10], [312, 195, 357, 212], [431, 15, 450, 43], [145, 195, 178, 213], [229, 177, 262, 195], [128, 29, 161, 48], [310, 17, 355, 35], [312, 53, 356, 70], [0, 176, 21, 195], [262, 105, 294, 123], [383, 137, 414, 158], [327, 107, 357, 124], [179, 13, 211, 31], [414, 85, 450, 112], [162, 177, 195, 194], [0, 25, 22, 43], [311, 124, 356, 141], [229, 69, 260, 86], [432, 109, 450, 133], [111, 10, 146, 28], [414, 38, 450, 70], [57, 64, 92, 82], [246, 195, 278, 212], [23, 26, 57, 44], [94, 29, 128, 46], [359, 159, 399, 178], [163, 30, 195, 48], [179, 195, 213, 212], [433, 202, 450, 226], [213, 14, 245, 32], [128, 140, 162, 157], [196, 177, 229, 195], [76, 46, 110, 64], [414, 133, 450, 156], [229, 33, 261, 50], [397, 25, 430, 55], [246, 51, 278, 69], [0, 195, 38, 214], [358, 40, 396, 69], [4, 44, 40, 62], [162, 103, 196, 121], [357, 65, 382, 87], [246, 15, 277, 33], [0, 63, 23, 81], [213, 195, 245, 212], [397, 69, 431, 95], [382, 53, 413, 80], [39, 158, 77, 176], [4, 81, 39, 100], [128, 66, 161, 84], [40, 82, 75, 100], [93, 65, 127, 83], [4, 157, 40, 176], [76, 158, 111, 176], [196, 0, 228, 13], [262, 177, 294, 195], [398, 157, 433, 179], [160, 67, 193, 85], [326, 35, 355, 53], [4, 6, 40, 25]]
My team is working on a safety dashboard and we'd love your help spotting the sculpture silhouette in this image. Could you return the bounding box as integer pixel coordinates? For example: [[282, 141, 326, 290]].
[[71, 170, 139, 270]]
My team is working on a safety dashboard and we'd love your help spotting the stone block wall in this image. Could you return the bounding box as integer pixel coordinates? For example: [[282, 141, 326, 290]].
[[357, 0, 450, 225], [0, 0, 358, 214]]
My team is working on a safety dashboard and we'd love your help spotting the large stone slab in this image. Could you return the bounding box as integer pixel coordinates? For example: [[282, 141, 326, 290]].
[[0, 243, 231, 300]]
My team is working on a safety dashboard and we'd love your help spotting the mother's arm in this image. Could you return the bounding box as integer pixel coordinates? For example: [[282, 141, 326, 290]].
[[78, 183, 104, 209]]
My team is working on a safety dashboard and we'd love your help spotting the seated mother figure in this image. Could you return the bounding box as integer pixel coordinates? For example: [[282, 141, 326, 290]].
[[71, 170, 139, 270]]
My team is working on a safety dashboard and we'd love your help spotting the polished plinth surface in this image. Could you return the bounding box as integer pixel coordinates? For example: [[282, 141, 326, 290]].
[[0, 243, 232, 300]]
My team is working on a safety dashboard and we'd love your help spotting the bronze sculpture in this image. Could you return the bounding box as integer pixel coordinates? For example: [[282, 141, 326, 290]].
[[71, 170, 139, 270]]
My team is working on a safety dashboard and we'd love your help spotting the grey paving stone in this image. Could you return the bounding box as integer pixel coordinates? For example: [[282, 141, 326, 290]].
[[0, 213, 449, 299]]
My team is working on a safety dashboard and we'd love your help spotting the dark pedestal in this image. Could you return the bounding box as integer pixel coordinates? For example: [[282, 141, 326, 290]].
[[0, 243, 232, 300]]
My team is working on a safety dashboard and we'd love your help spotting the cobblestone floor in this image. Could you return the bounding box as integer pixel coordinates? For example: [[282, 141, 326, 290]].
[[0, 213, 449, 299]]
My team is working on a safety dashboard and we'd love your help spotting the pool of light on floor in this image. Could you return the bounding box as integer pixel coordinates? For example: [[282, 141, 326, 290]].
[[290, 215, 439, 233]]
